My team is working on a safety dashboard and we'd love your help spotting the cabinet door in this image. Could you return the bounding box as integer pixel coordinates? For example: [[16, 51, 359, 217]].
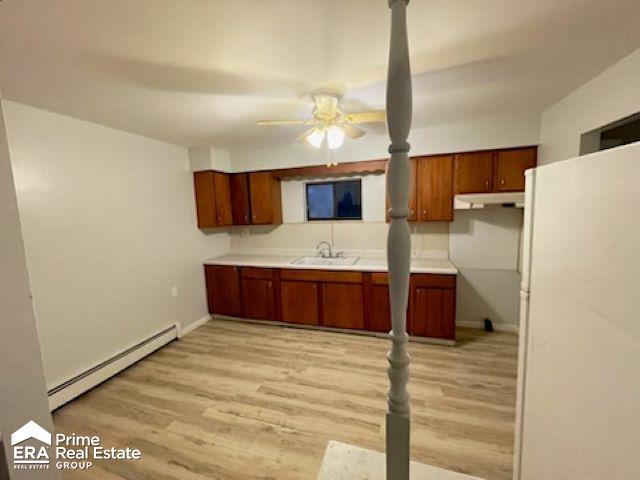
[[281, 281, 318, 325], [241, 278, 275, 320], [230, 173, 251, 225], [205, 265, 241, 316], [494, 148, 537, 192], [322, 283, 364, 330], [249, 172, 282, 225], [417, 155, 453, 221], [454, 151, 494, 194], [411, 286, 455, 340], [386, 157, 417, 222], [368, 284, 391, 333], [213, 173, 233, 226], [194, 171, 217, 228]]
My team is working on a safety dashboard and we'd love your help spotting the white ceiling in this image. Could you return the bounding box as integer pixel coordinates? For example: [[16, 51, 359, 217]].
[[1, 0, 639, 149]]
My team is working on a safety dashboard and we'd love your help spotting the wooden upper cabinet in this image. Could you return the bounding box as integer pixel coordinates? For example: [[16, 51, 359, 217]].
[[249, 172, 282, 225], [194, 171, 232, 228], [230, 173, 251, 225], [454, 151, 494, 194], [194, 171, 216, 228], [386, 157, 417, 222], [494, 148, 537, 192], [213, 173, 233, 226], [205, 265, 241, 316], [417, 155, 453, 221]]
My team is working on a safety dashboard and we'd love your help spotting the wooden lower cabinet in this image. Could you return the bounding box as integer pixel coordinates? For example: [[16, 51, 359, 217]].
[[205, 265, 241, 316], [205, 264, 456, 341], [366, 284, 391, 333], [410, 274, 456, 340], [241, 278, 275, 320], [281, 280, 319, 325], [322, 283, 364, 330]]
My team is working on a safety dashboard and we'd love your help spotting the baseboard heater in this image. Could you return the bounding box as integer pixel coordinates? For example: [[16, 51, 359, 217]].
[[47, 325, 177, 411]]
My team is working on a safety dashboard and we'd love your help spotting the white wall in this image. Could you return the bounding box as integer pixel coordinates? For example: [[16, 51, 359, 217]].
[[231, 111, 540, 172], [0, 99, 59, 479], [2, 101, 229, 389], [539, 47, 640, 165], [229, 222, 450, 259], [449, 208, 524, 327]]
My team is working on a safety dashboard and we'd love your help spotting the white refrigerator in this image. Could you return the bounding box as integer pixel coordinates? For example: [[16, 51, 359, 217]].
[[512, 143, 640, 480]]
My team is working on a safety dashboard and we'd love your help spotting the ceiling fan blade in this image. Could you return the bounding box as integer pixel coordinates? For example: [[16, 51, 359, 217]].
[[342, 124, 366, 139], [256, 119, 313, 126], [296, 127, 318, 143], [344, 110, 386, 124]]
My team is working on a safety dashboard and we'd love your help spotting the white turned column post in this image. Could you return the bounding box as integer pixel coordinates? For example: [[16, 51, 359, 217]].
[[385, 1, 412, 479]]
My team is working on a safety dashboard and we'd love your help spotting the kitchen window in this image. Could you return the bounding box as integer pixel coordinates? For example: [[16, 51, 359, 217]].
[[306, 180, 362, 220]]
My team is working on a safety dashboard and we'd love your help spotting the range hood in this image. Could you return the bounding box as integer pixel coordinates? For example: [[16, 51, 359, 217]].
[[454, 192, 524, 210]]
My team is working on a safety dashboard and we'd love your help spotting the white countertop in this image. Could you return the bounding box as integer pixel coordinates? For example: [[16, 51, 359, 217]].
[[204, 253, 457, 275]]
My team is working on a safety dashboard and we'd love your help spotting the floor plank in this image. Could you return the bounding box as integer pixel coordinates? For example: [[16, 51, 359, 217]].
[[54, 319, 518, 480]]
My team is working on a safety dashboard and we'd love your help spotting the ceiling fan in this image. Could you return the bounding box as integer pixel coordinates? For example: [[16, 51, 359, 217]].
[[257, 90, 386, 150]]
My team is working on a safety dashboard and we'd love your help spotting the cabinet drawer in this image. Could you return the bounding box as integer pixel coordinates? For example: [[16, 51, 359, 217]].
[[370, 272, 389, 285], [240, 267, 274, 279], [411, 274, 456, 289], [280, 269, 363, 284]]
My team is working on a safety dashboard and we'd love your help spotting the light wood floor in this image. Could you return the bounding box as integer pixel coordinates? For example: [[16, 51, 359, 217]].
[[54, 319, 519, 480]]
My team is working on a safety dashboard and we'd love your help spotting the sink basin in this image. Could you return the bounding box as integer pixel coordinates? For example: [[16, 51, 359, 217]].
[[292, 256, 360, 266]]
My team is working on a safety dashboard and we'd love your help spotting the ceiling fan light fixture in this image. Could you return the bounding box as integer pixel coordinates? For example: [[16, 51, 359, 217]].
[[306, 128, 325, 148], [326, 125, 345, 150]]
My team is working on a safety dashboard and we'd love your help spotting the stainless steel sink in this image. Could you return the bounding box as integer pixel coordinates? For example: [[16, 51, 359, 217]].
[[291, 256, 360, 266]]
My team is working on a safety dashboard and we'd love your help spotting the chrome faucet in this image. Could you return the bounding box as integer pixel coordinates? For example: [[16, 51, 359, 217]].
[[316, 241, 345, 259], [316, 241, 333, 258]]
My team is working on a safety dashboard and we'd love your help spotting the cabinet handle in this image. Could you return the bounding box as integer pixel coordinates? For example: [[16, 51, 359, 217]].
[[500, 179, 505, 186], [485, 179, 490, 189]]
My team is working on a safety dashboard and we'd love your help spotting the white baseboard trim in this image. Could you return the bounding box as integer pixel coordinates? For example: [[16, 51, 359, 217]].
[[177, 315, 211, 338], [457, 320, 519, 333], [48, 324, 178, 411], [48, 314, 213, 411]]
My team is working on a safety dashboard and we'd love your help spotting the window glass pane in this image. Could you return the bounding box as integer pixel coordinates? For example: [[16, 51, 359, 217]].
[[335, 181, 361, 218], [307, 183, 334, 219]]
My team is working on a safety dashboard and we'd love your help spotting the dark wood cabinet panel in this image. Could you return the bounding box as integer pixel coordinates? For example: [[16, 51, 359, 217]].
[[411, 286, 455, 340], [367, 284, 391, 333], [213, 173, 233, 226], [281, 281, 319, 325], [241, 278, 275, 320], [386, 157, 417, 222], [417, 155, 454, 221], [194, 171, 216, 228], [454, 152, 494, 194], [194, 171, 233, 228], [280, 269, 362, 284], [205, 265, 241, 316], [322, 283, 364, 330], [249, 172, 282, 225], [494, 148, 537, 192], [230, 173, 251, 225]]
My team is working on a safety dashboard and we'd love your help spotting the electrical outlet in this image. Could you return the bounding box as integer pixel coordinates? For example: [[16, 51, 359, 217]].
[[171, 286, 179, 297]]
